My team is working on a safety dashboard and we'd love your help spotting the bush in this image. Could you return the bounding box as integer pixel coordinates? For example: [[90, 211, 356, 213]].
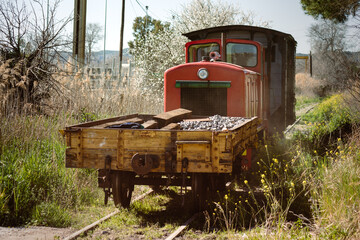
[[295, 94, 357, 151], [295, 73, 327, 97]]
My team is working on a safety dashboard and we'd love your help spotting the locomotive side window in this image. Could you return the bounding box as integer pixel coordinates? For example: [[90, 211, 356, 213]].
[[188, 43, 220, 62], [226, 43, 257, 67]]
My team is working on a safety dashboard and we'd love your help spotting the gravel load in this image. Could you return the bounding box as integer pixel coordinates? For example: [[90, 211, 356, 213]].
[[179, 115, 246, 131]]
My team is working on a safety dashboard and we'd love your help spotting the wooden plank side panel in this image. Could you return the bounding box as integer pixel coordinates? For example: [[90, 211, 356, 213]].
[[176, 131, 212, 142], [65, 148, 117, 169], [65, 148, 79, 168], [117, 131, 124, 169], [161, 123, 180, 130], [187, 161, 213, 173], [81, 129, 119, 149], [178, 143, 211, 163], [66, 129, 120, 169], [123, 130, 172, 150], [231, 117, 259, 157]]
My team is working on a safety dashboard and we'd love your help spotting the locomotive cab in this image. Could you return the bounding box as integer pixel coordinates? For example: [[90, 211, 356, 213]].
[[165, 36, 265, 127]]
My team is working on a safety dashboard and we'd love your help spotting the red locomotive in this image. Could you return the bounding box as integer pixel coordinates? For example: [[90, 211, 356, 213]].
[[165, 25, 296, 135]]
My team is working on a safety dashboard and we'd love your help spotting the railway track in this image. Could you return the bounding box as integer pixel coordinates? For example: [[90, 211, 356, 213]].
[[63, 188, 200, 240], [63, 189, 153, 240]]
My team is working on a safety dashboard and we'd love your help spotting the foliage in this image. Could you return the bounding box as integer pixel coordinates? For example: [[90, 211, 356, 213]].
[[300, 0, 360, 22], [131, 0, 270, 98], [128, 16, 170, 51], [297, 94, 357, 150], [172, 0, 270, 33], [303, 1, 360, 108], [308, 20, 350, 89], [131, 28, 186, 97], [0, 0, 71, 116]]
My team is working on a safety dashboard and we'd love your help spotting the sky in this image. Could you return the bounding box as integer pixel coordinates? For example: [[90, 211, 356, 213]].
[[57, 0, 318, 54]]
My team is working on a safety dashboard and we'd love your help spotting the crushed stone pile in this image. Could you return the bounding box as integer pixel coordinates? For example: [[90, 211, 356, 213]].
[[179, 115, 246, 131]]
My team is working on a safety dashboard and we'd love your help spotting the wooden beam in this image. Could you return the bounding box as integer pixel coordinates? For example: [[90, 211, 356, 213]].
[[95, 117, 144, 128], [153, 108, 192, 128], [142, 120, 158, 129]]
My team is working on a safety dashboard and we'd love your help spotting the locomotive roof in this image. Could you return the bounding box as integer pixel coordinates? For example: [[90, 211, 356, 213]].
[[183, 25, 296, 43]]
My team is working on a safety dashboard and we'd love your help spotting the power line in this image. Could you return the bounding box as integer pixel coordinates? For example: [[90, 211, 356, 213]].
[[132, 0, 161, 20], [135, 0, 147, 14], [129, 0, 139, 17]]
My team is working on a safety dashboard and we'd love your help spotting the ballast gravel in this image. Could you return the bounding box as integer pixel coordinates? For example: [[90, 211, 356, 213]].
[[179, 115, 246, 131]]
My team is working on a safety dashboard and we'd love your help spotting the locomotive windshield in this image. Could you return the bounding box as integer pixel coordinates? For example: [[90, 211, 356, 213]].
[[188, 43, 220, 62], [226, 43, 257, 67]]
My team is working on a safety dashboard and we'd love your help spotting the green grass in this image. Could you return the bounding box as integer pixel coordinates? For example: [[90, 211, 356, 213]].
[[295, 95, 322, 112], [0, 115, 102, 227]]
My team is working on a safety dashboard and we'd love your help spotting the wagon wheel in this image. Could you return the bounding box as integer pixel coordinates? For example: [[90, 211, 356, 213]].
[[191, 173, 207, 211], [112, 171, 134, 208]]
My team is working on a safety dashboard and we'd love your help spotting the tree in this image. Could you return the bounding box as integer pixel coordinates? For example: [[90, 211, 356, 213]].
[[301, 0, 360, 22], [172, 0, 270, 33], [128, 16, 170, 51], [131, 0, 270, 97], [0, 0, 71, 115], [302, 0, 360, 106], [308, 20, 348, 88], [85, 23, 102, 65]]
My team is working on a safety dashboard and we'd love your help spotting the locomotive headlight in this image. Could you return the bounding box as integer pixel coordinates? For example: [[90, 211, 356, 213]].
[[197, 68, 209, 80]]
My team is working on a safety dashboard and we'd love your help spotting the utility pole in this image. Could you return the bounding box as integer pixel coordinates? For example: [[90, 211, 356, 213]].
[[119, 0, 125, 83], [73, 0, 87, 69], [310, 51, 313, 77], [144, 6, 148, 75], [103, 0, 108, 74]]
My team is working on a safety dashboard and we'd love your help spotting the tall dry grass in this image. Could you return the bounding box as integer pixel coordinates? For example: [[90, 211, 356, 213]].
[[295, 73, 326, 98], [52, 65, 163, 120]]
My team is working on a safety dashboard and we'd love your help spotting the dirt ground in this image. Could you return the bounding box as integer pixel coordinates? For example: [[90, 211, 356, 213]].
[[0, 226, 74, 240]]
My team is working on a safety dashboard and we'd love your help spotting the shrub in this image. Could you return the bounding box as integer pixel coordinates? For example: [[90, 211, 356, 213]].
[[295, 73, 326, 97], [296, 94, 357, 151]]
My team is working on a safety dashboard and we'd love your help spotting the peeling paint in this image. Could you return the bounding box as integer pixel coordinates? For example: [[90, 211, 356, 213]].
[[99, 138, 106, 147]]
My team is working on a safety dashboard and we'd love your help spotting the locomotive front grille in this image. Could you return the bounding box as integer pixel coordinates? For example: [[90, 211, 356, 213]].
[[180, 87, 227, 116]]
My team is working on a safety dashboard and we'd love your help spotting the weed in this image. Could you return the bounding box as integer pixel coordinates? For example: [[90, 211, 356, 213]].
[[30, 202, 72, 227]]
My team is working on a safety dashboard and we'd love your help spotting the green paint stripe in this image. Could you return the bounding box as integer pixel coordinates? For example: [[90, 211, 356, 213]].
[[175, 81, 231, 88]]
